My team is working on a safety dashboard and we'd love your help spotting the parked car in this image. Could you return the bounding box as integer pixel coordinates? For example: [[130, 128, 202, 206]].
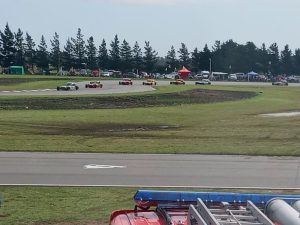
[[195, 79, 211, 85], [123, 72, 139, 78], [194, 74, 204, 80], [200, 71, 210, 79], [85, 81, 103, 88], [165, 72, 178, 79], [228, 74, 238, 81], [101, 71, 111, 77], [57, 82, 79, 91], [143, 79, 157, 85], [287, 75, 300, 83], [170, 79, 185, 85], [119, 78, 133, 85], [272, 80, 288, 86]]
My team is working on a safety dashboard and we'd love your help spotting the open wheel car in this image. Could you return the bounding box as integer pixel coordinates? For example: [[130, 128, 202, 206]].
[[85, 81, 103, 88]]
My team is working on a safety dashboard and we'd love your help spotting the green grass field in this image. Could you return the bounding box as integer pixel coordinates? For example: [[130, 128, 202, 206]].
[[0, 81, 299, 155], [0, 187, 136, 225], [0, 187, 299, 225], [1, 77, 300, 225]]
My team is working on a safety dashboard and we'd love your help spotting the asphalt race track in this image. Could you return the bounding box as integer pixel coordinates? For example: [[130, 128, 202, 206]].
[[0, 80, 156, 96], [1, 152, 300, 189], [1, 80, 300, 96]]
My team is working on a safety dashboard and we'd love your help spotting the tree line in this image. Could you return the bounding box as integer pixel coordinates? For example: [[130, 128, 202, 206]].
[[1, 23, 300, 75]]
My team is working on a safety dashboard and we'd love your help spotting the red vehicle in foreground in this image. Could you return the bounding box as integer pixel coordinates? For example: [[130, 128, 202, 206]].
[[119, 78, 133, 85], [110, 190, 300, 225]]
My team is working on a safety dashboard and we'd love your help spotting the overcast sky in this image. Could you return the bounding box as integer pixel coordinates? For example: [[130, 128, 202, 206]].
[[1, 0, 300, 56]]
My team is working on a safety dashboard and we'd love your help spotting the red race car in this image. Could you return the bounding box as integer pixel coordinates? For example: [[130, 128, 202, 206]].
[[85, 81, 103, 88], [119, 78, 133, 85]]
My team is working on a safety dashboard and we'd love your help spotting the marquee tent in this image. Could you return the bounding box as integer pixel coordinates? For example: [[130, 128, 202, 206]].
[[178, 66, 191, 79]]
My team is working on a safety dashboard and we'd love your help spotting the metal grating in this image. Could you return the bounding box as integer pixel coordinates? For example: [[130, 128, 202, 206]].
[[188, 198, 274, 225]]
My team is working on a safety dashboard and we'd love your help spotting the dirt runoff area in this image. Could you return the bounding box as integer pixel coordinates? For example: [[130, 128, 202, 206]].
[[0, 89, 256, 110]]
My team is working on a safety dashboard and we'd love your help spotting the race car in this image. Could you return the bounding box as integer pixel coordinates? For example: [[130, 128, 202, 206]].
[[57, 82, 79, 91], [119, 78, 133, 85], [170, 79, 185, 85], [85, 81, 103, 88], [143, 79, 157, 85], [195, 79, 211, 85], [272, 80, 288, 86]]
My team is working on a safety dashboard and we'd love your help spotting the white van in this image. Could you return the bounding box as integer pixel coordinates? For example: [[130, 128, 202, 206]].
[[228, 74, 238, 81], [201, 71, 210, 78]]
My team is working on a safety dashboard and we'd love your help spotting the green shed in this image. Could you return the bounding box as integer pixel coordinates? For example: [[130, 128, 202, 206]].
[[9, 66, 25, 75]]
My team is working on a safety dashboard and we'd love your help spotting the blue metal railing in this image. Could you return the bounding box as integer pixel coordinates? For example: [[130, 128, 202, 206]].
[[134, 190, 300, 205]]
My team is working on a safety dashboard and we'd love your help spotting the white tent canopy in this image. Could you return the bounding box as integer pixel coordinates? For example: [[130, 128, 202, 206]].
[[247, 71, 258, 76]]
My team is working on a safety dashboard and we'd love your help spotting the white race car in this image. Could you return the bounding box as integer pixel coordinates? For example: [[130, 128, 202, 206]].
[[57, 82, 79, 91]]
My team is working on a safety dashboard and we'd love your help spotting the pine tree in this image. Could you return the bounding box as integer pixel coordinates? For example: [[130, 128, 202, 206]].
[[24, 32, 36, 72], [178, 43, 190, 67], [0, 28, 2, 66], [217, 39, 238, 73], [50, 32, 61, 71], [98, 39, 109, 70], [86, 36, 97, 70], [110, 34, 120, 70], [293, 49, 300, 74], [241, 42, 258, 72], [132, 41, 143, 73], [143, 41, 157, 73], [191, 47, 201, 72], [71, 28, 86, 68], [36, 35, 49, 71], [258, 43, 269, 74], [0, 23, 15, 67], [166, 45, 178, 72], [268, 43, 280, 75], [199, 44, 211, 71], [62, 38, 74, 70], [281, 44, 293, 74], [120, 39, 132, 72], [211, 40, 221, 72], [14, 28, 25, 66]]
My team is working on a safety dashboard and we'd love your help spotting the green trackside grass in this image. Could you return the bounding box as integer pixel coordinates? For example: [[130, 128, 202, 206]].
[[0, 186, 299, 225], [0, 75, 103, 91], [0, 187, 136, 225], [0, 85, 300, 155]]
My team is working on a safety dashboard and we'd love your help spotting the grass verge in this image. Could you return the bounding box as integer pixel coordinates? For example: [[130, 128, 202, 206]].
[[0, 85, 299, 155], [0, 186, 299, 225]]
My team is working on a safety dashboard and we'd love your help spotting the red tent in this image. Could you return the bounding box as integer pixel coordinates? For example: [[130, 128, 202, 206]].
[[178, 66, 191, 79]]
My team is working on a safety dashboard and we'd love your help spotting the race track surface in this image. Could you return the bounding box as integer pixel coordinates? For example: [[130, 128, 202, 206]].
[[0, 152, 299, 189], [1, 80, 299, 96]]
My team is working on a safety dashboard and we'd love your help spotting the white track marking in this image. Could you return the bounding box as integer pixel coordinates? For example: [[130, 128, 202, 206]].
[[1, 89, 56, 93], [84, 164, 126, 169]]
